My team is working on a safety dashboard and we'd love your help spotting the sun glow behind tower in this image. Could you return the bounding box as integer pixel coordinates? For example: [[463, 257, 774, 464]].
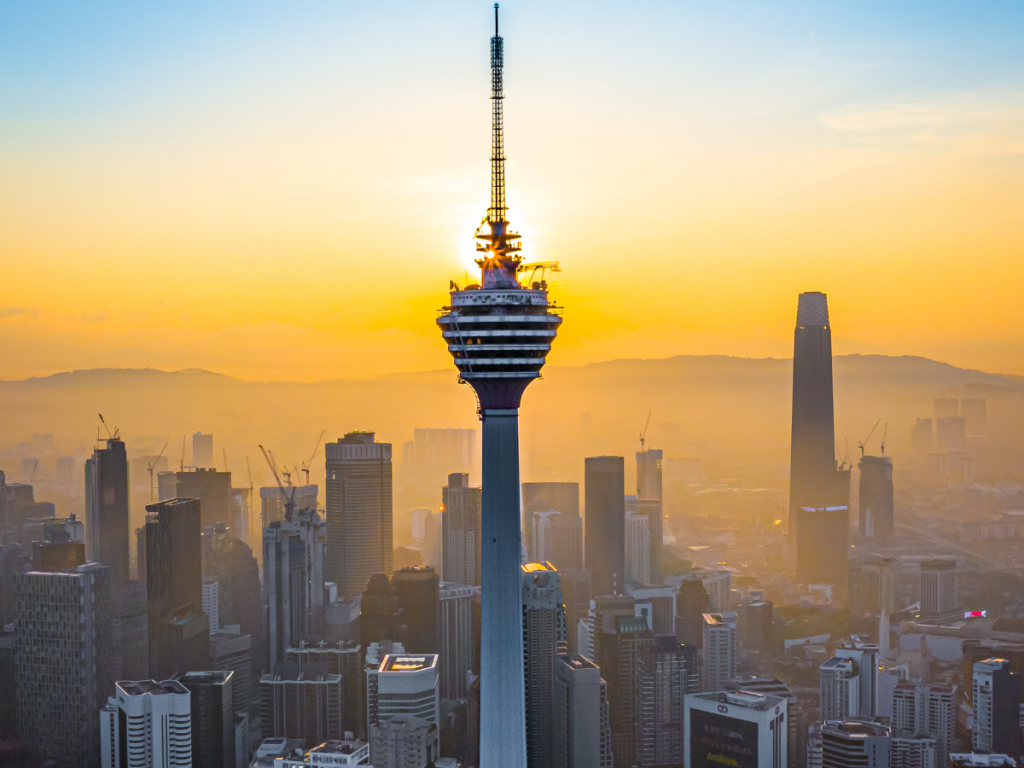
[[435, 6, 562, 767]]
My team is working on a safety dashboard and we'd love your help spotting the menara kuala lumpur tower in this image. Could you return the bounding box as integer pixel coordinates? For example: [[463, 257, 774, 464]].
[[436, 6, 562, 767]]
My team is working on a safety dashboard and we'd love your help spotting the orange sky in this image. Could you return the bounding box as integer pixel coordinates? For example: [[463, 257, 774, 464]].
[[2, 2, 1023, 380]]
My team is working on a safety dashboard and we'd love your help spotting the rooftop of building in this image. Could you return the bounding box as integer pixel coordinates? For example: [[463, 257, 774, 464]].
[[702, 612, 737, 625], [381, 654, 438, 673], [824, 721, 890, 737], [178, 670, 232, 686], [308, 740, 368, 756], [372, 714, 433, 732], [921, 559, 957, 570], [253, 738, 306, 764], [556, 654, 597, 670], [821, 656, 858, 672], [117, 679, 189, 696], [949, 755, 1017, 767], [339, 431, 375, 444], [522, 561, 556, 573], [692, 691, 781, 711]]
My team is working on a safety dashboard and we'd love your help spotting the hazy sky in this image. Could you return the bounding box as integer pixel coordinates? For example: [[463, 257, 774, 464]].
[[2, 1, 1022, 380]]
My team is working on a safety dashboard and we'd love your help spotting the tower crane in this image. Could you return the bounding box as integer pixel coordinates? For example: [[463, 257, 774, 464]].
[[147, 442, 169, 502], [246, 455, 255, 531], [639, 412, 652, 452], [98, 414, 119, 441], [858, 418, 882, 458], [259, 445, 296, 521], [27, 459, 39, 485], [301, 430, 326, 486], [180, 436, 186, 471], [880, 422, 888, 456], [223, 449, 229, 472]]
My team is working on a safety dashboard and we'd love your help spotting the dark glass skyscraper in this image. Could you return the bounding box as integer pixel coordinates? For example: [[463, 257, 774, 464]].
[[86, 437, 130, 589], [584, 457, 625, 597], [393, 566, 440, 655], [858, 455, 894, 540], [788, 292, 850, 586]]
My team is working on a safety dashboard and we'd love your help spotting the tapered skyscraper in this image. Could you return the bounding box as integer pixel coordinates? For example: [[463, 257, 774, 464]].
[[789, 292, 850, 586], [436, 6, 562, 767]]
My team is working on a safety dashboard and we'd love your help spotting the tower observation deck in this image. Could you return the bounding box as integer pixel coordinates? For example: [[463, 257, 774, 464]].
[[435, 6, 561, 768]]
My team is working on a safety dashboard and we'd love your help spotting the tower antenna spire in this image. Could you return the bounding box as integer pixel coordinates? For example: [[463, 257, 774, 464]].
[[489, 3, 506, 226]]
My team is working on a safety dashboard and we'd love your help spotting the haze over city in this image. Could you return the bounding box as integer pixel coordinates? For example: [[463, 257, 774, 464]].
[[2, 3, 1024, 768]]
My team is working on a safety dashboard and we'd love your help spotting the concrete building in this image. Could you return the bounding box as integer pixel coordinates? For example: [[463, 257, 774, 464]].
[[263, 508, 326, 666], [820, 721, 890, 768], [635, 450, 664, 583], [635, 636, 699, 767], [259, 665, 344, 746], [203, 578, 220, 632], [15, 560, 112, 767], [973, 658, 1021, 757], [522, 482, 582, 573], [599, 614, 654, 767], [439, 582, 476, 702], [726, 679, 800, 768], [851, 556, 897, 616], [210, 630, 253, 716], [100, 680, 192, 768], [937, 417, 966, 452], [911, 419, 933, 454], [891, 682, 955, 766], [178, 670, 235, 768], [368, 653, 440, 728], [286, 640, 364, 739], [835, 640, 880, 719], [441, 473, 481, 587], [369, 714, 439, 768], [522, 562, 568, 768], [890, 733, 936, 768], [585, 457, 626, 596], [702, 612, 738, 692], [552, 654, 612, 768], [684, 691, 787, 768], [920, 560, 957, 616], [260, 485, 319, 530], [949, 755, 1018, 767], [145, 498, 210, 681], [858, 455, 894, 540], [193, 432, 214, 468], [86, 437, 130, 589], [393, 566, 440, 655], [788, 292, 851, 587], [325, 432, 393, 600], [625, 507, 651, 585], [176, 468, 232, 529], [111, 579, 150, 682], [820, 657, 861, 721]]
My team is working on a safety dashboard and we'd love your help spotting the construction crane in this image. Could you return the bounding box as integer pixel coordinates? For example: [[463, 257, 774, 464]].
[[259, 444, 296, 521], [246, 456, 256, 531], [639, 412, 652, 452], [147, 442, 169, 502], [180, 435, 186, 471], [98, 414, 119, 441], [300, 430, 326, 486], [880, 421, 888, 456], [223, 449, 229, 472], [27, 459, 39, 485], [858, 418, 882, 458]]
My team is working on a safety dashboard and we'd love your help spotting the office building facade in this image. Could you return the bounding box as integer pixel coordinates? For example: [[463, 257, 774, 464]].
[[368, 653, 440, 728], [599, 614, 654, 767], [522, 563, 569, 768], [369, 714, 440, 768], [920, 560, 957, 616], [100, 679, 192, 768], [441, 473, 481, 587], [585, 456, 626, 596], [86, 437, 131, 589], [552, 654, 612, 768], [522, 482, 582, 572], [177, 671, 235, 768], [439, 582, 476, 701], [973, 658, 1021, 757], [393, 566, 440, 655], [684, 691, 787, 768], [176, 468, 232, 529], [325, 432, 393, 600], [702, 612, 738, 692], [635, 636, 699, 767], [891, 682, 955, 767], [858, 455, 894, 540], [260, 666, 344, 746], [636, 450, 664, 583], [820, 721, 890, 768]]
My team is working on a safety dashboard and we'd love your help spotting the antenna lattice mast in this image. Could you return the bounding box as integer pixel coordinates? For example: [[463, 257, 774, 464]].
[[489, 3, 506, 225]]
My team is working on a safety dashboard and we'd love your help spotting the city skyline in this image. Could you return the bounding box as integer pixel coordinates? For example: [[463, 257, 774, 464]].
[[2, 1, 1023, 380]]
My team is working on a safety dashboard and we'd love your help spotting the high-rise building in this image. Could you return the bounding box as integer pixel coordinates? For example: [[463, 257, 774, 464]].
[[973, 658, 1021, 757], [936, 417, 967, 452], [404, 428, 476, 487], [789, 292, 851, 586], [86, 436, 130, 589], [585, 457, 626, 596], [636, 450, 664, 583], [557, 651, 610, 768], [368, 654, 440, 728], [625, 506, 651, 586], [684, 691, 787, 768], [100, 680, 192, 768], [961, 398, 987, 437], [890, 733, 937, 768], [438, 582, 476, 702], [325, 432, 393, 600], [193, 432, 214, 468], [393, 566, 440, 654], [286, 640, 365, 739], [851, 556, 897, 616], [177, 671, 235, 768], [635, 636, 699, 767], [15, 560, 112, 767], [111, 579, 150, 681], [833, 640, 880, 720], [175, 468, 232, 529], [145, 498, 210, 680], [410, 507, 442, 570], [858, 455, 894, 540], [522, 563, 569, 768], [911, 419, 933, 454], [260, 485, 319, 530], [230, 487, 251, 545], [738, 600, 774, 654], [259, 664, 344, 745], [369, 714, 440, 768], [598, 614, 654, 767], [361, 573, 403, 649], [522, 482, 582, 572], [674, 574, 710, 647], [934, 398, 959, 420], [441, 473, 482, 587], [820, 721, 890, 768], [920, 560, 957, 616], [702, 612, 738, 692], [552, 654, 612, 768], [263, 508, 326, 666], [891, 682, 955, 766], [203, 578, 220, 632], [210, 630, 253, 716], [433, 10, 564, 767], [725, 679, 801, 768], [820, 657, 861, 720]]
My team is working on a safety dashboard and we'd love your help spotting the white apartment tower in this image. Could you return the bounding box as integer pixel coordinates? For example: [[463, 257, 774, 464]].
[[891, 682, 956, 766], [552, 654, 613, 768], [702, 612, 738, 692], [368, 653, 440, 728], [101, 680, 193, 768], [819, 657, 861, 720]]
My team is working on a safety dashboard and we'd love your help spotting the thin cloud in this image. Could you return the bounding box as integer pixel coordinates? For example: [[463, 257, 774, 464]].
[[0, 307, 38, 320]]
